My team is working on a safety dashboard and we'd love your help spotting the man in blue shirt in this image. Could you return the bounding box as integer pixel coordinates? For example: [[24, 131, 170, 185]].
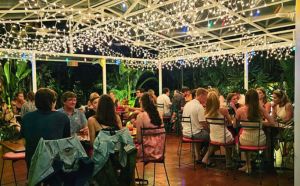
[[58, 91, 88, 136]]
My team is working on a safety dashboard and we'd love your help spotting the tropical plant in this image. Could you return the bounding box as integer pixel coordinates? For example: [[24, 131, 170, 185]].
[[0, 59, 31, 105]]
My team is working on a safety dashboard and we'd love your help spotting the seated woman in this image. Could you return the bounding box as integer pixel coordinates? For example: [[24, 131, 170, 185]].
[[85, 95, 100, 119], [272, 89, 293, 125], [256, 87, 271, 114], [234, 89, 276, 173], [88, 94, 122, 146], [202, 91, 234, 167], [136, 93, 165, 161], [226, 92, 240, 117]]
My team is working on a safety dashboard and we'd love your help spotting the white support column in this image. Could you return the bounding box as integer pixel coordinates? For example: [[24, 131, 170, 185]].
[[31, 53, 37, 93], [244, 52, 249, 90], [158, 61, 162, 95], [100, 58, 107, 94], [294, 0, 299, 185]]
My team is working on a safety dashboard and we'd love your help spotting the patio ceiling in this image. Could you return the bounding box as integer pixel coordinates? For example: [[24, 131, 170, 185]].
[[0, 0, 296, 65]]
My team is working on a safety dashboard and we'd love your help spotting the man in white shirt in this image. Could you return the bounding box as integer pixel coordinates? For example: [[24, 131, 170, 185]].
[[182, 88, 209, 161], [157, 88, 172, 117]]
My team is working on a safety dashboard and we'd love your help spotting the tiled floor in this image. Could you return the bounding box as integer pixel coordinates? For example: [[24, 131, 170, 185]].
[[0, 134, 294, 186]]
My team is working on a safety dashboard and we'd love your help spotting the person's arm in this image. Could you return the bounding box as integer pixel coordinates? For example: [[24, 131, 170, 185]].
[[88, 117, 96, 145], [116, 114, 123, 129], [220, 108, 232, 125], [271, 103, 277, 119], [264, 102, 271, 114], [283, 103, 293, 122], [79, 112, 89, 134], [233, 108, 242, 128], [135, 113, 143, 144], [261, 107, 276, 126], [198, 106, 208, 129]]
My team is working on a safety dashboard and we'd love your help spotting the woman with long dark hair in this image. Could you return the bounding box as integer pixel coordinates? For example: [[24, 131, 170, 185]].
[[136, 93, 164, 161], [235, 89, 275, 173], [88, 94, 122, 145]]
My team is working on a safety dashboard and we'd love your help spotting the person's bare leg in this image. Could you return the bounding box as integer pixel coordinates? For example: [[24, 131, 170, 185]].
[[202, 146, 216, 164]]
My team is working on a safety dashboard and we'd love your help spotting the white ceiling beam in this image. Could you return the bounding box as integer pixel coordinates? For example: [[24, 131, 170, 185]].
[[161, 29, 294, 52], [0, 2, 22, 19], [209, 0, 291, 43], [161, 41, 295, 62], [123, 0, 141, 17], [19, 0, 62, 22], [0, 48, 157, 62], [74, 0, 182, 34], [157, 22, 295, 47], [135, 0, 292, 39]]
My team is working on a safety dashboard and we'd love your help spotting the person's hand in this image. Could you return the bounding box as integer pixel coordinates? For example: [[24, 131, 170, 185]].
[[80, 127, 89, 135], [230, 102, 236, 109]]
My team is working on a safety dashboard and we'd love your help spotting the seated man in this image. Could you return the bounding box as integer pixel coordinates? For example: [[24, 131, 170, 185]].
[[182, 88, 209, 162], [21, 88, 70, 170], [58, 91, 88, 136]]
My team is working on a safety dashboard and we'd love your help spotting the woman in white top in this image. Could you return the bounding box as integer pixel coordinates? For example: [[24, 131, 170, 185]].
[[272, 90, 293, 125], [202, 91, 234, 167], [235, 89, 275, 173]]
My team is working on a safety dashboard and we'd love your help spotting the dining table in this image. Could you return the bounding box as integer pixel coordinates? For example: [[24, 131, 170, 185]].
[[0, 138, 25, 153]]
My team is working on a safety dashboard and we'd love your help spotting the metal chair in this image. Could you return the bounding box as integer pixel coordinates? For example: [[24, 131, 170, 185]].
[[0, 151, 25, 185], [178, 116, 208, 169], [156, 103, 172, 132], [236, 120, 267, 185], [140, 126, 170, 186], [205, 117, 234, 170]]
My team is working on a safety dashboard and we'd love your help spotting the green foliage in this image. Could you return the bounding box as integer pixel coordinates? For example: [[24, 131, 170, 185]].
[[0, 123, 19, 141], [279, 59, 294, 102], [0, 59, 31, 105], [107, 62, 155, 106]]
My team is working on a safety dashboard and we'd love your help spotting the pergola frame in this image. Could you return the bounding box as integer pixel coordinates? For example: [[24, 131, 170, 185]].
[[0, 0, 295, 61], [0, 1, 299, 185]]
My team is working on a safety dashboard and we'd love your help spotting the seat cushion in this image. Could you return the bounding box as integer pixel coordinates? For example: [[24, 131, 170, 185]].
[[2, 152, 25, 160], [239, 145, 267, 151], [182, 137, 207, 143]]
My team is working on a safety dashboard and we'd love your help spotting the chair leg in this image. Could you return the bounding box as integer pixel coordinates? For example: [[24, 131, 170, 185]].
[[12, 160, 17, 185], [163, 162, 170, 186], [192, 143, 196, 170], [143, 163, 146, 186], [177, 138, 181, 156], [0, 159, 4, 185], [178, 141, 183, 167], [135, 166, 139, 180], [153, 163, 156, 186]]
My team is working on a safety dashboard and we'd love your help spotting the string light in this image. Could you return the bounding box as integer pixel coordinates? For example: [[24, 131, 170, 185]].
[[0, 0, 295, 69]]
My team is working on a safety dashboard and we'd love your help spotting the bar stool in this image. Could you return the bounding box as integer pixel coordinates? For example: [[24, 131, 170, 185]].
[[0, 151, 25, 185]]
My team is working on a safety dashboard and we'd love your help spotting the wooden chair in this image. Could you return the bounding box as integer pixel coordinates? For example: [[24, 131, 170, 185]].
[[178, 116, 208, 169], [0, 151, 25, 185], [140, 126, 170, 186]]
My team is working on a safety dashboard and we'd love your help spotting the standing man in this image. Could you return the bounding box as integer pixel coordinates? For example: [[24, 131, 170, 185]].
[[157, 88, 172, 117], [58, 91, 88, 136], [182, 88, 209, 162]]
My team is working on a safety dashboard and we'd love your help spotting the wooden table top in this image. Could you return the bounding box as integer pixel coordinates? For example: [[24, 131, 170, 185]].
[[0, 139, 25, 153]]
